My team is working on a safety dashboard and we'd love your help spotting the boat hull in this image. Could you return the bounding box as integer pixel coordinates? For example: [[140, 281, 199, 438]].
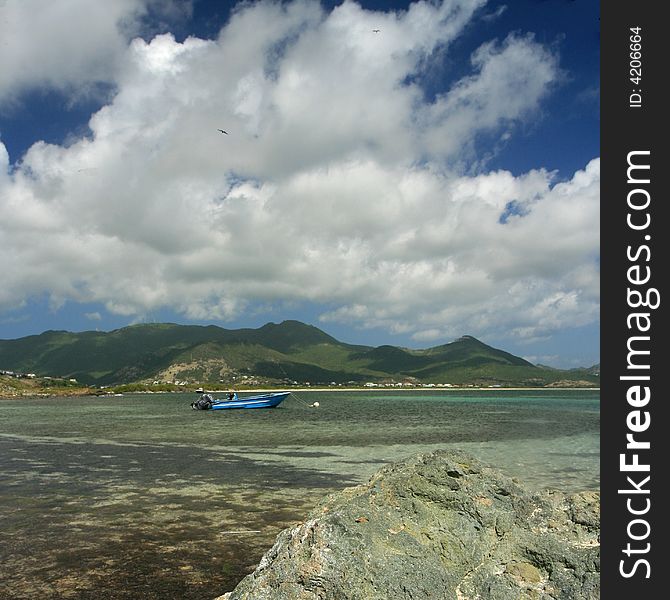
[[209, 392, 290, 410]]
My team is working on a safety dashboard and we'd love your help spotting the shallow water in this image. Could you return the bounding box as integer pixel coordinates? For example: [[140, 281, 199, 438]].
[[0, 389, 599, 599]]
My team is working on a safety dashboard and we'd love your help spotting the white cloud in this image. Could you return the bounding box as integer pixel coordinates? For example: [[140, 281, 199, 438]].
[[0, 0, 191, 106], [418, 33, 559, 162], [0, 0, 599, 346]]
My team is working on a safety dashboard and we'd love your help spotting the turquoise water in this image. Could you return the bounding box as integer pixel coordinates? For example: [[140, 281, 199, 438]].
[[0, 389, 599, 599]]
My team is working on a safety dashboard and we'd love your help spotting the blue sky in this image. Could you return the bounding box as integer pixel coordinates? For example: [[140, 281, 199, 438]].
[[0, 0, 599, 368]]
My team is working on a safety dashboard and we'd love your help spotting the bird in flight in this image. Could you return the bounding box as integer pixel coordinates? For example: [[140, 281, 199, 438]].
[[218, 129, 229, 135], [372, 29, 380, 33]]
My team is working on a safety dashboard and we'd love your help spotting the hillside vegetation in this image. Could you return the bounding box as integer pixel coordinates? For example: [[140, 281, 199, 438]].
[[0, 321, 599, 390]]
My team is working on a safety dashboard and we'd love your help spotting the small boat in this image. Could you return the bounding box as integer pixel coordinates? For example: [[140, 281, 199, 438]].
[[191, 391, 290, 410]]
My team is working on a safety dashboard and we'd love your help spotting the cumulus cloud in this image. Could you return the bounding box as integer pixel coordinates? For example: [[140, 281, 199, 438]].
[[0, 0, 190, 105], [418, 32, 560, 162], [0, 0, 599, 345]]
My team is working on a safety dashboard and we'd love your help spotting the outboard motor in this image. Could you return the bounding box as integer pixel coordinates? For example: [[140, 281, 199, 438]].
[[191, 393, 214, 410]]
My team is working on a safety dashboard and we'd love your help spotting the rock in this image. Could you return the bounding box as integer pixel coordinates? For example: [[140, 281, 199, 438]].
[[216, 449, 599, 600]]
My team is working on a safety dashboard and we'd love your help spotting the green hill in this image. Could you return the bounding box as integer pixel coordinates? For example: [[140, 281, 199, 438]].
[[0, 321, 599, 388]]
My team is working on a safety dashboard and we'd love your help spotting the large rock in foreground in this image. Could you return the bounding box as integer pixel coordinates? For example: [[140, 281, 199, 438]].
[[218, 450, 599, 599]]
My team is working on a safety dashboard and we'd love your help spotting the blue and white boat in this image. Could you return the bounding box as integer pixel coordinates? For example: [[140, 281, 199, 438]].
[[191, 391, 290, 410]]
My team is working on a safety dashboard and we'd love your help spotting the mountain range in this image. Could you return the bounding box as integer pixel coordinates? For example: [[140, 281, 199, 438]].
[[0, 320, 599, 388]]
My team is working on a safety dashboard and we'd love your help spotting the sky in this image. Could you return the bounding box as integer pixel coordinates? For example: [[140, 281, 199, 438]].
[[0, 0, 599, 368]]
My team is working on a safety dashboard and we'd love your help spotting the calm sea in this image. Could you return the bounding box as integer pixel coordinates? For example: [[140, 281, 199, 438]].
[[0, 389, 599, 599]]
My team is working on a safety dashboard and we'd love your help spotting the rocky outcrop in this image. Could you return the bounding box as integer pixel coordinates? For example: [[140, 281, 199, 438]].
[[217, 449, 599, 600]]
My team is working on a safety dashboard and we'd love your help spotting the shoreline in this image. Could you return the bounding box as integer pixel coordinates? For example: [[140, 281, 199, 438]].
[[206, 386, 601, 393]]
